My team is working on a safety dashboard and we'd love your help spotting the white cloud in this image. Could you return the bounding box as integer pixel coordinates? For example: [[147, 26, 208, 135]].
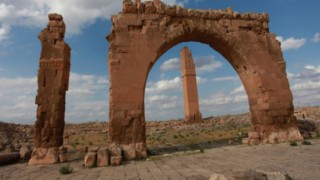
[[146, 76, 182, 93], [292, 81, 320, 91], [194, 55, 222, 73], [288, 65, 320, 80], [142, 0, 184, 6], [146, 75, 207, 94], [0, 23, 10, 41], [231, 85, 245, 94], [213, 76, 239, 82], [146, 95, 179, 109], [0, 0, 187, 39], [68, 72, 108, 96], [304, 65, 320, 72], [200, 85, 247, 106], [200, 92, 233, 106], [160, 58, 180, 71], [311, 33, 320, 43], [160, 55, 222, 73], [290, 65, 320, 91], [0, 72, 109, 124], [276, 36, 306, 51], [196, 76, 207, 85], [283, 65, 320, 107], [145, 94, 183, 120]]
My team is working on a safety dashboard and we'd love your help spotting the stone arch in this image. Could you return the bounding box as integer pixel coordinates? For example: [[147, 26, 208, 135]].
[[107, 0, 302, 160]]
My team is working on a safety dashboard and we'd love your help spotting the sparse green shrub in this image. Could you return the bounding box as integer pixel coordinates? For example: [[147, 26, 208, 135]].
[[59, 164, 73, 175], [200, 148, 204, 153], [173, 134, 178, 139], [88, 141, 93, 145], [290, 141, 298, 146], [302, 140, 312, 145]]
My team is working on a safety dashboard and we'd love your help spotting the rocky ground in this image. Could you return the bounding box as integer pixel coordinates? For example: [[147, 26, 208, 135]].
[[1, 139, 320, 179], [0, 106, 319, 165], [0, 122, 33, 153]]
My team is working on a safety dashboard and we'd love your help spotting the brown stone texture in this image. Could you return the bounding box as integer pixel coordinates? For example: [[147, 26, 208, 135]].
[[58, 146, 68, 163], [180, 47, 203, 123], [30, 13, 71, 165], [28, 147, 59, 165], [110, 156, 123, 166], [107, 0, 302, 160], [19, 144, 32, 160], [97, 147, 109, 167], [84, 152, 97, 167]]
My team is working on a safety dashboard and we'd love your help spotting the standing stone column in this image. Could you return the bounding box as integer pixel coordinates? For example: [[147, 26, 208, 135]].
[[29, 13, 71, 165], [180, 47, 203, 123]]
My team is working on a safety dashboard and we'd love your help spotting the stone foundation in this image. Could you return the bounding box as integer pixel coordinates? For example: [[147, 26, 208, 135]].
[[261, 127, 303, 143], [243, 126, 303, 145], [29, 147, 68, 165], [84, 143, 147, 167]]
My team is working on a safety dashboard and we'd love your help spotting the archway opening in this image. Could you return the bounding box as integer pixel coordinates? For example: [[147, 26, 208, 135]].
[[144, 42, 251, 155]]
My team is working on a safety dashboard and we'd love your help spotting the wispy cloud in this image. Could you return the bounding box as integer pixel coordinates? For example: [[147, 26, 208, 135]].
[[0, 0, 186, 40], [194, 55, 222, 73], [146, 75, 207, 94], [200, 85, 247, 107], [0, 23, 10, 42], [160, 58, 180, 71], [160, 55, 222, 73], [212, 76, 239, 82], [276, 36, 306, 51], [0, 72, 109, 124], [146, 76, 182, 93], [284, 65, 320, 106], [311, 33, 320, 43]]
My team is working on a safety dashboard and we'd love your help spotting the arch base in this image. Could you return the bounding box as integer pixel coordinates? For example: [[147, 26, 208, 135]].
[[248, 125, 303, 144]]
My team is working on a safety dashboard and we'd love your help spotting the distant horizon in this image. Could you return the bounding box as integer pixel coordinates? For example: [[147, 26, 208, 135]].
[[0, 0, 320, 124], [2, 105, 319, 126]]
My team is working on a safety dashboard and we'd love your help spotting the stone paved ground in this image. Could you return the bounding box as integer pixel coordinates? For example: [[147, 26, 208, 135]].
[[1, 139, 320, 180]]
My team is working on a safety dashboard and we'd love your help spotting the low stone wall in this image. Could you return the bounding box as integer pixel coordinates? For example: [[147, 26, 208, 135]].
[[83, 145, 128, 167]]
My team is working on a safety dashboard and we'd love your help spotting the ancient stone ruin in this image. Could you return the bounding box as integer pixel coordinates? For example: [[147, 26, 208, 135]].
[[180, 47, 203, 123], [107, 0, 303, 161], [29, 13, 70, 165]]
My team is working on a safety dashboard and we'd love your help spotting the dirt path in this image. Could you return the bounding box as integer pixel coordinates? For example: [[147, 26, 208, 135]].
[[1, 139, 320, 180]]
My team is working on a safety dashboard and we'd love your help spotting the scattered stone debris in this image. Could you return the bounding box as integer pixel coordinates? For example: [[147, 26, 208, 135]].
[[233, 170, 292, 180]]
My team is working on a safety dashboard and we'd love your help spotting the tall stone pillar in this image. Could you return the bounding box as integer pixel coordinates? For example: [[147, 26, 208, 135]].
[[29, 13, 71, 165], [180, 47, 203, 123]]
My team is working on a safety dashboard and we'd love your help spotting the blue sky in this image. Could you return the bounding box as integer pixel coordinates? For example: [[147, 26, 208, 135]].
[[0, 0, 319, 124]]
